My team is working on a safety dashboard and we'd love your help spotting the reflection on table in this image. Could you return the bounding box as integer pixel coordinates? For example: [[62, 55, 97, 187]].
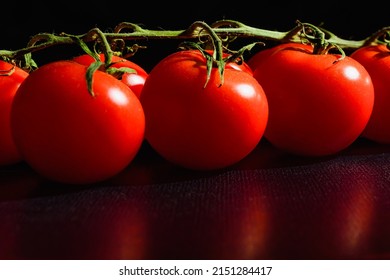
[[0, 138, 390, 259]]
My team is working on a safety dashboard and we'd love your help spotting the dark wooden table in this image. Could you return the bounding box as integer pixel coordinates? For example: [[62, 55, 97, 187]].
[[1, 138, 390, 260]]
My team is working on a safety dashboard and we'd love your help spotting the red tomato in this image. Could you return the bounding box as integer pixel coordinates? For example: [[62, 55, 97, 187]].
[[10, 60, 145, 184], [350, 44, 390, 144], [72, 53, 148, 99], [247, 42, 314, 72], [253, 47, 374, 156], [0, 61, 28, 166], [140, 50, 268, 170]]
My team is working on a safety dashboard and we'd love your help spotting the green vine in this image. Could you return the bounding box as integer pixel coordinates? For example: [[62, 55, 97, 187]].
[[1, 19, 389, 75]]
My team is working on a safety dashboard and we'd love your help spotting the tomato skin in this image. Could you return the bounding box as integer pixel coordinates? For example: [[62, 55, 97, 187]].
[[227, 59, 253, 74], [140, 50, 268, 170], [247, 42, 314, 72], [10, 60, 145, 184], [350, 45, 390, 143], [0, 61, 29, 166], [73, 53, 148, 99], [253, 48, 374, 156]]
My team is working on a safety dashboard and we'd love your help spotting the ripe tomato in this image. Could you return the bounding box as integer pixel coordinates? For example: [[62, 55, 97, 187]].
[[140, 49, 268, 170], [253, 46, 374, 156], [10, 60, 145, 184], [0, 61, 28, 166], [72, 53, 148, 99], [247, 42, 314, 72], [350, 44, 390, 144]]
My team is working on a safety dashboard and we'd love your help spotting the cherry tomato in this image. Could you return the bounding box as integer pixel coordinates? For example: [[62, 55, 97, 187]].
[[253, 46, 374, 156], [140, 49, 268, 170], [247, 42, 314, 72], [0, 61, 28, 166], [350, 44, 390, 143], [73, 53, 148, 99], [10, 60, 145, 184]]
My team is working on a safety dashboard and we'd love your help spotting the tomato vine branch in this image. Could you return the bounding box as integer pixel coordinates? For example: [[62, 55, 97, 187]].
[[0, 19, 387, 64]]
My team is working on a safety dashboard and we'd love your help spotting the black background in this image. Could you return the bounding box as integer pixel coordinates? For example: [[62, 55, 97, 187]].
[[2, 3, 389, 71]]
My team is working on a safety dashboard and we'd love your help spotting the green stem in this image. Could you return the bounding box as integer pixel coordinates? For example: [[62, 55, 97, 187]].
[[361, 26, 390, 46], [0, 19, 378, 61], [190, 21, 226, 86], [85, 28, 114, 66]]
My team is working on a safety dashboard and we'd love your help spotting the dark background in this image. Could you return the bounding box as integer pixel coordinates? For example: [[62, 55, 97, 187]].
[[2, 3, 389, 71]]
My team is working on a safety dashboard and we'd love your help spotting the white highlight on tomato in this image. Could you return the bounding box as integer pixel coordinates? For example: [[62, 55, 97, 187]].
[[108, 88, 129, 105], [344, 66, 360, 80], [123, 74, 145, 85], [236, 83, 257, 99]]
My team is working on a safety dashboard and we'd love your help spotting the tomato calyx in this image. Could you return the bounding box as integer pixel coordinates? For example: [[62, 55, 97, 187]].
[[178, 21, 226, 87], [178, 41, 224, 87], [294, 21, 346, 62], [179, 40, 259, 88], [65, 30, 141, 97], [0, 52, 37, 73], [178, 21, 260, 87], [84, 59, 139, 97]]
